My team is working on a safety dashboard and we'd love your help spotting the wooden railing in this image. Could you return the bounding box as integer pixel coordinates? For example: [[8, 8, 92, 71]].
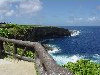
[[0, 37, 73, 75]]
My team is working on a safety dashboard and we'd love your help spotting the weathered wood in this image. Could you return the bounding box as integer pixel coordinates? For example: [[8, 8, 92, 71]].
[[35, 57, 47, 75], [13, 44, 17, 58], [21, 47, 27, 57], [0, 41, 4, 58], [0, 36, 73, 75], [0, 37, 37, 48], [0, 41, 4, 52], [5, 51, 34, 62], [34, 43, 73, 75]]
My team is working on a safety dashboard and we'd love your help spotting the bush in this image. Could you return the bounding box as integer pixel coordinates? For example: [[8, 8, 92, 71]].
[[17, 48, 35, 58], [62, 59, 100, 75], [0, 28, 10, 37], [4, 42, 36, 59]]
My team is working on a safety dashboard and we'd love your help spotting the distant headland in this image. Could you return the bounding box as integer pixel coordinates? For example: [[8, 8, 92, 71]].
[[0, 23, 71, 41]]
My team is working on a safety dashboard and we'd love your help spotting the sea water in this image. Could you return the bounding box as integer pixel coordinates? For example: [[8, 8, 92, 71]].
[[42, 26, 100, 65]]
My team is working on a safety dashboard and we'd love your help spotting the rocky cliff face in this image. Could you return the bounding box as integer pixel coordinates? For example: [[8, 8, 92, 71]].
[[0, 24, 71, 41], [19, 27, 71, 41]]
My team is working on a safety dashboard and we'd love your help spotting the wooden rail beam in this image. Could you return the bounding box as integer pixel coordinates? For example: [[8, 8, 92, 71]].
[[0, 36, 73, 75], [34, 43, 73, 75], [5, 51, 34, 62], [0, 37, 37, 48]]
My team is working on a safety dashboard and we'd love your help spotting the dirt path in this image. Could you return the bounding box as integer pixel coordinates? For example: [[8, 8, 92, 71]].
[[0, 58, 37, 75]]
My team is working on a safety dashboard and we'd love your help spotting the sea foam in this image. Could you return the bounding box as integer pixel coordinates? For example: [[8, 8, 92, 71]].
[[92, 54, 100, 63], [70, 30, 80, 36], [47, 44, 60, 54], [48, 44, 84, 65], [50, 54, 84, 65], [47, 42, 100, 65]]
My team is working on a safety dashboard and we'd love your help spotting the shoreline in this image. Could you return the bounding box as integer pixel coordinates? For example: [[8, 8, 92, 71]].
[[0, 24, 71, 41]]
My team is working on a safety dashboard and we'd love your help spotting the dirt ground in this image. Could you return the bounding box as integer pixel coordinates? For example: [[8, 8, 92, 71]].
[[0, 58, 37, 75]]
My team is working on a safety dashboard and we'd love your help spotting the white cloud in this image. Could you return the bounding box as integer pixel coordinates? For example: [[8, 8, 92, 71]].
[[0, 0, 42, 19], [96, 5, 100, 10], [0, 0, 14, 18], [77, 18, 83, 20], [0, 1, 15, 18], [0, 1, 6, 5], [19, 0, 42, 14], [66, 16, 100, 24], [87, 17, 96, 21], [66, 17, 84, 24], [5, 10, 14, 17]]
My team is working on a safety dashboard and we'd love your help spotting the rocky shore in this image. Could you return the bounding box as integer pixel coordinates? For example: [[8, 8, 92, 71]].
[[18, 26, 71, 41], [0, 24, 71, 41]]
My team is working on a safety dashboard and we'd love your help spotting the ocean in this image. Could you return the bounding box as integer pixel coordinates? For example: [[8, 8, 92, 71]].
[[42, 26, 100, 65]]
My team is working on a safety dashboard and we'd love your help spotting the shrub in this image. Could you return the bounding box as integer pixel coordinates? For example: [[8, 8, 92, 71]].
[[0, 28, 10, 37], [4, 42, 36, 59], [62, 59, 100, 75]]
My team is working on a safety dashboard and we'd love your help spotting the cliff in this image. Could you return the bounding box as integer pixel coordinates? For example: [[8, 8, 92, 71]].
[[23, 27, 71, 41], [0, 24, 71, 41]]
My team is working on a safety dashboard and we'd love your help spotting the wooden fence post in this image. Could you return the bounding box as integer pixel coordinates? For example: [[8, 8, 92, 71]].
[[0, 41, 4, 58], [20, 47, 27, 58], [35, 56, 47, 75], [0, 37, 73, 75], [14, 44, 17, 58]]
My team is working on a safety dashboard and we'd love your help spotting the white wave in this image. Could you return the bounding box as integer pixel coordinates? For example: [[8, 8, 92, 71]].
[[93, 54, 100, 59], [47, 44, 60, 54], [92, 54, 100, 63], [70, 30, 80, 36], [47, 44, 100, 65], [49, 54, 84, 65], [47, 44, 84, 65]]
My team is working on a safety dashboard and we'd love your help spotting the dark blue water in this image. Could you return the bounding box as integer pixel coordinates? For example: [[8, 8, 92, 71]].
[[43, 26, 100, 65]]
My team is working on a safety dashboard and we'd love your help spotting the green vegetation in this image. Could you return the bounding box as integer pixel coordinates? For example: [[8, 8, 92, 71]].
[[0, 24, 41, 59], [0, 24, 38, 37], [0, 23, 55, 59], [17, 48, 35, 58], [63, 59, 100, 75], [1, 24, 100, 75], [0, 24, 55, 38], [0, 28, 9, 37], [4, 42, 36, 59]]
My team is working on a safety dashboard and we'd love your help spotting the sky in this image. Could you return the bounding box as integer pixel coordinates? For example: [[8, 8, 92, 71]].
[[0, 0, 100, 26]]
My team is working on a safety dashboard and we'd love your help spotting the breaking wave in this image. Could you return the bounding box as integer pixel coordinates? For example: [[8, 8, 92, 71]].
[[47, 44, 84, 65], [47, 44, 60, 54], [50, 54, 84, 65], [47, 44, 100, 65], [92, 54, 100, 63], [70, 30, 80, 36]]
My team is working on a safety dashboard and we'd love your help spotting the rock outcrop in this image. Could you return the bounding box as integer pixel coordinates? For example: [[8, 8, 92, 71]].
[[19, 27, 71, 41]]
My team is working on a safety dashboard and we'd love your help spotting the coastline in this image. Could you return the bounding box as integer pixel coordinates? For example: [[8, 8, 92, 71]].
[[0, 24, 100, 75], [0, 24, 71, 41]]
